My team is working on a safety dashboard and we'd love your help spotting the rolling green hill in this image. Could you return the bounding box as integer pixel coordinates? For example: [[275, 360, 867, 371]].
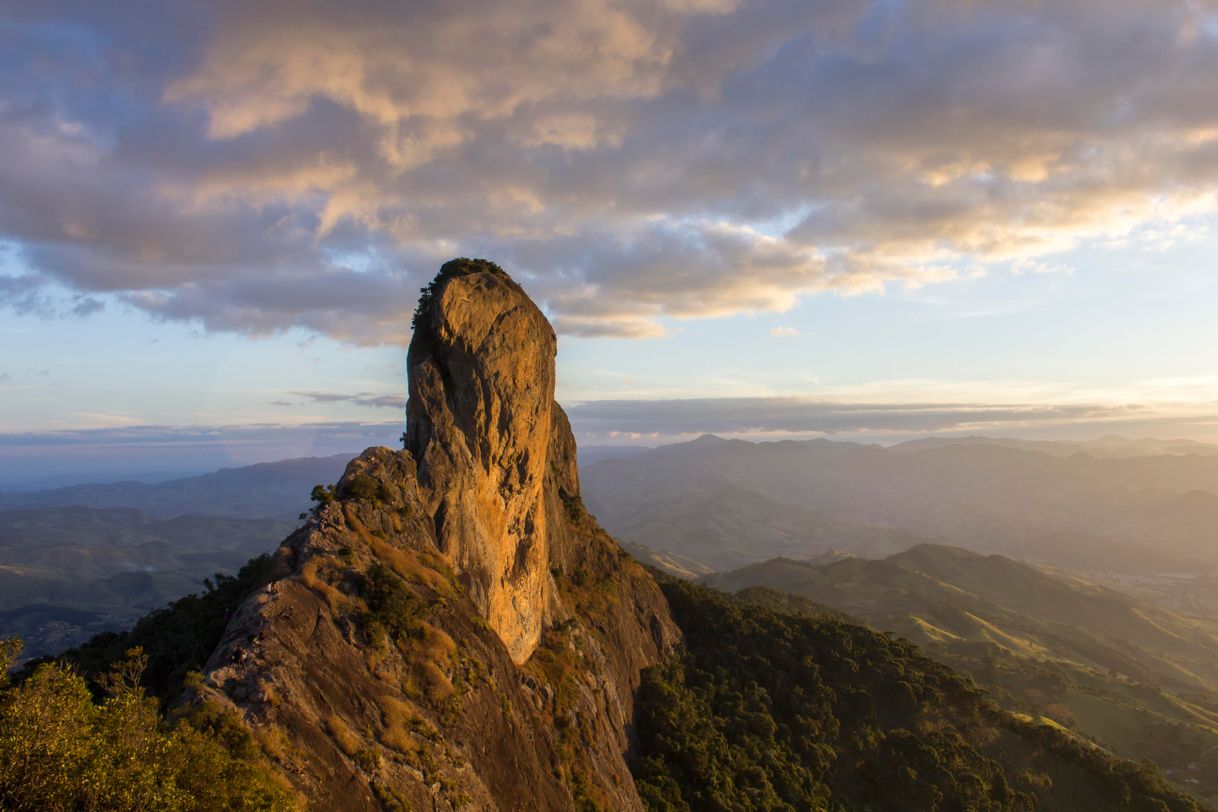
[[634, 576, 1207, 811], [703, 546, 1218, 803]]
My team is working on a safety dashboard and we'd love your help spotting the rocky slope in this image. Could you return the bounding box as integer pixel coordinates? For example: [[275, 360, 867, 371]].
[[193, 260, 679, 810]]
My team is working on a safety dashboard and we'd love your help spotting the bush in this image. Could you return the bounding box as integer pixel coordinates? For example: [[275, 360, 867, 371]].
[[339, 474, 390, 504], [362, 564, 422, 643], [0, 645, 294, 811]]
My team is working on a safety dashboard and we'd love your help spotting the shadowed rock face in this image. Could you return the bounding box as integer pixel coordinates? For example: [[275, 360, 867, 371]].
[[406, 259, 557, 663], [196, 259, 678, 810]]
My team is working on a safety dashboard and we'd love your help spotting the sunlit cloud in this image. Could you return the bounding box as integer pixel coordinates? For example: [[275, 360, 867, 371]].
[[3, 1, 1218, 340]]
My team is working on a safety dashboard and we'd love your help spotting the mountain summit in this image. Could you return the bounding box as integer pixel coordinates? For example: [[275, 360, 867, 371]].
[[193, 259, 678, 809], [406, 259, 557, 663]]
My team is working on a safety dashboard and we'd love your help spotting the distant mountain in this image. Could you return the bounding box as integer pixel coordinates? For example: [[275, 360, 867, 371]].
[[581, 433, 1218, 574], [1007, 529, 1210, 574], [0, 453, 352, 519], [0, 469, 208, 491], [0, 454, 352, 659], [891, 435, 1094, 457], [1075, 435, 1218, 458], [577, 444, 653, 466], [592, 479, 929, 570], [618, 540, 715, 579], [704, 545, 1218, 802], [892, 434, 1218, 459], [0, 505, 295, 659]]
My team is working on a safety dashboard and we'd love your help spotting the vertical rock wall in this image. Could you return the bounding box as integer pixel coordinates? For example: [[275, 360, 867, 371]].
[[406, 259, 556, 663]]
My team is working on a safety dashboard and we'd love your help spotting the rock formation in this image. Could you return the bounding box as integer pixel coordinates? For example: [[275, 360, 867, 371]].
[[406, 261, 556, 664], [194, 259, 679, 810]]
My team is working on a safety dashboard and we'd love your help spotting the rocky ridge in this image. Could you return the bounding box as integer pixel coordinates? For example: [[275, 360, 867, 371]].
[[194, 259, 679, 810]]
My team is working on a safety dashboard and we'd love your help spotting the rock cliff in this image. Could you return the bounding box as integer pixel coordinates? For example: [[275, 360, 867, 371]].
[[406, 261, 556, 664], [194, 259, 679, 810]]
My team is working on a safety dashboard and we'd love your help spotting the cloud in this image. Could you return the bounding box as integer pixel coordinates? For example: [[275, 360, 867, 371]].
[[0, 421, 403, 485], [0, 274, 53, 316], [1010, 258, 1074, 276], [3, 403, 1216, 485], [770, 326, 799, 337], [0, 422, 399, 448], [564, 397, 1150, 437], [292, 391, 405, 410], [3, 1, 1218, 340], [69, 296, 105, 317]]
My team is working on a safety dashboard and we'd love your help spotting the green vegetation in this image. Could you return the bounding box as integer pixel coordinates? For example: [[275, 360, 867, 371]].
[[0, 641, 293, 811], [411, 258, 509, 331], [360, 562, 423, 644], [306, 484, 335, 519], [633, 577, 1204, 811], [338, 474, 393, 505], [704, 548, 1218, 803], [22, 554, 276, 704]]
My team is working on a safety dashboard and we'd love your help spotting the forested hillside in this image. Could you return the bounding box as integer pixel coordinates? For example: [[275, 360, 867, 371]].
[[703, 548, 1218, 804], [634, 577, 1208, 811]]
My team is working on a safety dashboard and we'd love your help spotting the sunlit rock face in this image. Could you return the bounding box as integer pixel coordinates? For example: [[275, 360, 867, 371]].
[[405, 259, 556, 664], [198, 259, 678, 809]]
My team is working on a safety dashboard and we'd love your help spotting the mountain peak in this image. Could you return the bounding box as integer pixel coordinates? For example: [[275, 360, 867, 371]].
[[194, 260, 678, 809], [406, 257, 557, 663]]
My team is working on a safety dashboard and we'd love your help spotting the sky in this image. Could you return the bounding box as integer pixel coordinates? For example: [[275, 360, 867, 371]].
[[3, 0, 1218, 482]]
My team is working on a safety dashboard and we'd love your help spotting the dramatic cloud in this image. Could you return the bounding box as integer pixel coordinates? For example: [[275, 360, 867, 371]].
[[3, 1, 1218, 340]]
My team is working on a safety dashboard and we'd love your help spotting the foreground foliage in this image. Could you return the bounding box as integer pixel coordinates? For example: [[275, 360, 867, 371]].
[[0, 640, 293, 811], [633, 578, 1204, 812]]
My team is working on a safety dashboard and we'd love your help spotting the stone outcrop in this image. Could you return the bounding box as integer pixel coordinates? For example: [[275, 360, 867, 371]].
[[406, 260, 556, 664], [194, 259, 679, 810]]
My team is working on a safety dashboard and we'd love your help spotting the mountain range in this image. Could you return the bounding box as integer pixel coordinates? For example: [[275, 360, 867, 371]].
[[581, 433, 1218, 582], [3, 262, 1213, 810], [705, 545, 1218, 803], [0, 454, 352, 519], [0, 455, 353, 661]]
